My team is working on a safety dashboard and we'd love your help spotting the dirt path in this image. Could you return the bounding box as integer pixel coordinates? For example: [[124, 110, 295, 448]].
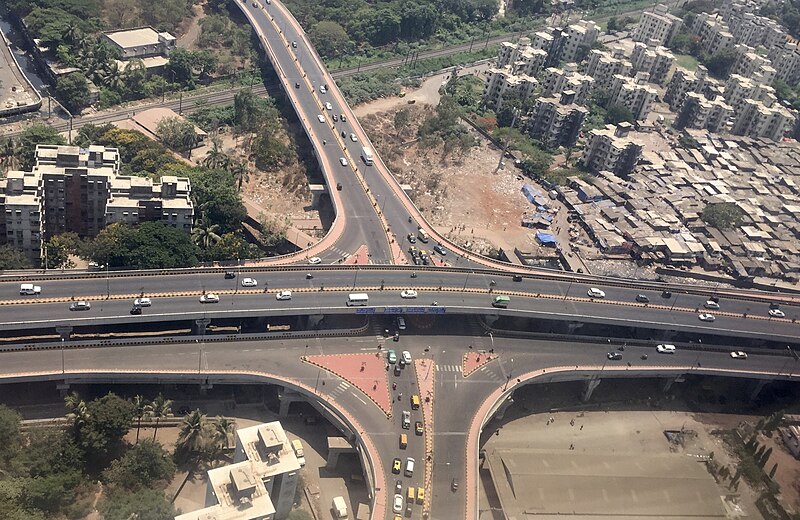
[[177, 2, 206, 49]]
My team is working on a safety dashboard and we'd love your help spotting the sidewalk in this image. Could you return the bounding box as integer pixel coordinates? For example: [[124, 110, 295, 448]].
[[414, 358, 436, 516]]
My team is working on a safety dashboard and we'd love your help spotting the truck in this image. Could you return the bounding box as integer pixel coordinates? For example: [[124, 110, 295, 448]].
[[291, 439, 305, 467], [332, 496, 348, 519], [361, 146, 373, 166], [19, 283, 41, 295]]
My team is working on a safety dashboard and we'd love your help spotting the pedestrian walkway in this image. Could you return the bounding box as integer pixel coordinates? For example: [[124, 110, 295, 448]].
[[462, 351, 498, 378], [304, 352, 392, 416], [435, 364, 461, 372], [413, 358, 436, 517], [342, 245, 368, 265]]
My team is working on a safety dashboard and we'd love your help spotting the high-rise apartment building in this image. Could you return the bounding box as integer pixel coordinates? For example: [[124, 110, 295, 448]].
[[582, 123, 644, 177], [526, 92, 588, 149], [631, 4, 683, 46]]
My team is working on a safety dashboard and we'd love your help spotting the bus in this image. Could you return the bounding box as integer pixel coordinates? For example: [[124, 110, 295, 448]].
[[492, 295, 510, 308], [361, 146, 374, 166], [346, 293, 370, 306]]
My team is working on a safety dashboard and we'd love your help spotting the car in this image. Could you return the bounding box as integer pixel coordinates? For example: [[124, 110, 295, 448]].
[[405, 504, 412, 517], [325, 102, 333, 110], [451, 478, 459, 492], [291, 41, 297, 48], [408, 246, 418, 255], [319, 85, 327, 93], [769, 308, 786, 318], [698, 313, 716, 322], [402, 411, 411, 429], [224, 271, 236, 279], [396, 317, 406, 330], [661, 290, 672, 298], [336, 182, 342, 191], [415, 421, 423, 435], [607, 351, 623, 360], [340, 114, 347, 122], [635, 294, 649, 303], [350, 133, 358, 142], [587, 287, 606, 298], [401, 290, 417, 299], [276, 290, 292, 301], [395, 480, 403, 494], [512, 274, 523, 282], [392, 459, 402, 474], [656, 344, 676, 354], [69, 301, 91, 311], [402, 351, 412, 364], [332, 114, 338, 122], [412, 256, 422, 266], [433, 244, 447, 255], [407, 233, 417, 244], [200, 293, 220, 304], [339, 157, 348, 166], [251, 0, 258, 5], [317, 114, 325, 123], [387, 350, 397, 364], [308, 257, 322, 265], [394, 364, 402, 376], [730, 351, 748, 359], [704, 300, 720, 310], [393, 494, 403, 513], [130, 305, 142, 315], [295, 81, 300, 88], [134, 297, 152, 307], [241, 277, 258, 287]]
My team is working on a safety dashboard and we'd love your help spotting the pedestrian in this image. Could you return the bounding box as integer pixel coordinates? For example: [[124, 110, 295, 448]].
[[570, 418, 575, 426], [580, 424, 583, 430]]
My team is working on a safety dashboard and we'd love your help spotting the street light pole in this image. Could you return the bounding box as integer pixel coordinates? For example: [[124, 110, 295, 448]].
[[563, 279, 574, 300], [105, 262, 110, 299]]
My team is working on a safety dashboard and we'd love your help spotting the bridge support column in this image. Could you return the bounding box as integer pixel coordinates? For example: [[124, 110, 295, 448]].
[[278, 387, 305, 417], [582, 379, 601, 402], [56, 326, 73, 342], [56, 382, 70, 397], [567, 322, 584, 335], [749, 380, 767, 402], [494, 395, 514, 421], [325, 436, 356, 469], [309, 184, 325, 208], [662, 376, 684, 393], [483, 314, 499, 327], [307, 314, 324, 330], [193, 318, 211, 335]]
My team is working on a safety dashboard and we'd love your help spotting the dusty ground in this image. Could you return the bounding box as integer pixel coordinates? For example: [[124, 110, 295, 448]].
[[176, 2, 207, 49]]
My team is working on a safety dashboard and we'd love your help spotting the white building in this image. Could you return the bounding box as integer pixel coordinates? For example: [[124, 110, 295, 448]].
[[582, 123, 644, 177], [585, 49, 633, 90], [631, 4, 683, 46], [723, 74, 776, 111], [540, 65, 594, 104], [175, 421, 302, 520], [629, 42, 675, 86], [557, 20, 601, 63], [767, 42, 800, 85], [497, 38, 549, 76], [730, 98, 796, 141], [527, 92, 588, 148], [664, 65, 712, 111], [608, 73, 658, 121], [731, 48, 776, 84], [101, 26, 176, 72], [691, 13, 734, 56], [674, 92, 733, 133], [483, 68, 538, 109]]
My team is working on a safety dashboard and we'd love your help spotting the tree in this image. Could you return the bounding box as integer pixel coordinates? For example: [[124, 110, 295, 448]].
[[156, 116, 199, 156], [99, 488, 176, 520], [43, 233, 80, 269], [79, 393, 135, 468], [16, 124, 67, 170], [166, 48, 198, 86], [0, 405, 21, 462], [192, 214, 222, 250], [23, 469, 83, 513], [209, 232, 252, 261], [103, 440, 176, 490], [0, 245, 32, 270], [187, 169, 247, 233], [132, 395, 151, 443], [150, 394, 172, 442], [607, 16, 619, 32], [520, 149, 554, 179], [0, 136, 21, 172], [202, 139, 230, 170], [251, 125, 292, 170], [704, 49, 736, 78], [229, 160, 249, 192], [74, 123, 115, 148], [176, 409, 211, 460], [106, 0, 140, 28], [701, 202, 745, 229], [394, 108, 411, 131], [214, 417, 236, 449], [309, 21, 351, 58], [604, 104, 635, 125]]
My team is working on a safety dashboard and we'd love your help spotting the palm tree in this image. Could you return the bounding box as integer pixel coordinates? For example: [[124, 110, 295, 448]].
[[150, 393, 172, 442], [64, 392, 90, 433], [177, 409, 210, 457], [214, 416, 236, 450], [192, 214, 221, 249], [202, 139, 229, 170], [229, 160, 249, 192], [133, 395, 151, 443], [61, 21, 82, 47], [0, 138, 20, 173], [101, 61, 125, 91]]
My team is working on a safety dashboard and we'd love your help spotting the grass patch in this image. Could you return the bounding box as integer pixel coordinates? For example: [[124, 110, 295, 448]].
[[675, 54, 699, 71]]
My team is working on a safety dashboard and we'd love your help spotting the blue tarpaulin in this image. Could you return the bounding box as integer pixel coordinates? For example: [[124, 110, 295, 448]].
[[536, 231, 558, 246], [522, 183, 547, 205]]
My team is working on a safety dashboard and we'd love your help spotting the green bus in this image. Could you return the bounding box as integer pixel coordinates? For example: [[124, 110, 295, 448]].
[[492, 295, 510, 308]]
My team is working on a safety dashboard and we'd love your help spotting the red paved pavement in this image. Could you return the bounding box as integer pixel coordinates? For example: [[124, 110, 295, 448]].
[[414, 358, 436, 516], [304, 352, 392, 416], [462, 351, 498, 377], [342, 244, 369, 265]]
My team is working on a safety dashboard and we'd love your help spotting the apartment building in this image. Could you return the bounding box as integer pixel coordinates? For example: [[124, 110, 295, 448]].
[[731, 48, 776, 84], [483, 68, 538, 109], [608, 73, 658, 121], [767, 42, 800, 85], [540, 65, 594, 104], [585, 49, 633, 90], [721, 0, 788, 50], [674, 92, 733, 133], [484, 38, 547, 109], [526, 92, 588, 149], [731, 98, 796, 141], [723, 74, 777, 111], [691, 13, 734, 56], [175, 421, 302, 520], [582, 123, 644, 177], [629, 42, 675, 86], [631, 4, 683, 46], [497, 38, 549, 76], [0, 145, 193, 263], [664, 65, 712, 111], [557, 20, 601, 63]]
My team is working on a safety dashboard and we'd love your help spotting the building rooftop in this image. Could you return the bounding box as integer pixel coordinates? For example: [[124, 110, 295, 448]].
[[104, 27, 175, 50]]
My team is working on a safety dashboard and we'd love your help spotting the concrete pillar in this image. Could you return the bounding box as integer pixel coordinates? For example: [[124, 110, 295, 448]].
[[278, 387, 305, 417], [494, 396, 514, 421], [307, 314, 324, 329], [662, 376, 684, 393], [749, 380, 767, 401], [55, 326, 73, 342], [193, 318, 211, 335], [56, 382, 70, 397], [484, 314, 499, 327], [309, 184, 325, 208], [582, 378, 601, 402]]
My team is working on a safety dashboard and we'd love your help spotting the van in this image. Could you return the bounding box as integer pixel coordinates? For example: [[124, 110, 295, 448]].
[[404, 457, 415, 477], [416, 487, 424, 504], [19, 283, 41, 295], [291, 439, 305, 466], [346, 293, 369, 306], [410, 394, 420, 410], [407, 486, 415, 502], [417, 229, 430, 243], [399, 434, 407, 449], [492, 295, 510, 308]]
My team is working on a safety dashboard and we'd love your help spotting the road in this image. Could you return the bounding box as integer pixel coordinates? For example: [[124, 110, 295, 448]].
[[0, 332, 795, 520]]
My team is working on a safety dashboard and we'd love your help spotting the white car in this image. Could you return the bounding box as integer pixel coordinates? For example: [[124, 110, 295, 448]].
[[402, 350, 412, 364], [308, 257, 322, 265], [325, 102, 333, 110], [349, 133, 358, 142], [704, 300, 720, 310], [134, 297, 152, 307], [241, 277, 258, 287], [730, 351, 748, 359], [698, 313, 716, 322], [200, 293, 220, 304], [656, 344, 676, 354], [319, 85, 327, 93], [393, 494, 403, 513], [769, 308, 786, 318], [401, 290, 418, 299], [276, 290, 292, 301], [339, 157, 348, 166], [317, 114, 325, 123], [587, 287, 605, 298]]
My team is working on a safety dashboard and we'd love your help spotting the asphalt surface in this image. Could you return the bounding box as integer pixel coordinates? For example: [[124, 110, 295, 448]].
[[0, 333, 795, 520]]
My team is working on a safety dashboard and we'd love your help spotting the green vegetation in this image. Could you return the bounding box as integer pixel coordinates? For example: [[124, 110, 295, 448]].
[[675, 53, 699, 71], [772, 79, 800, 111], [417, 97, 477, 158], [13, 124, 67, 170], [84, 222, 201, 269], [701, 202, 745, 229], [604, 104, 635, 125], [760, 0, 800, 39], [0, 245, 33, 270]]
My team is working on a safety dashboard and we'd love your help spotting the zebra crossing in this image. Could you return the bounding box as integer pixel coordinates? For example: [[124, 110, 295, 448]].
[[436, 364, 461, 373], [479, 365, 504, 383], [327, 247, 350, 261], [328, 381, 351, 398]]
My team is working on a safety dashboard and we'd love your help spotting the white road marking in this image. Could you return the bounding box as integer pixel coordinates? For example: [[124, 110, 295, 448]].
[[351, 392, 368, 405]]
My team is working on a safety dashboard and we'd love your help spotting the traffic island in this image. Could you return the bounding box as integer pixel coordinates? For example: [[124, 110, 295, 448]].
[[342, 245, 368, 265], [413, 358, 436, 517], [462, 351, 498, 378], [303, 352, 392, 416]]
